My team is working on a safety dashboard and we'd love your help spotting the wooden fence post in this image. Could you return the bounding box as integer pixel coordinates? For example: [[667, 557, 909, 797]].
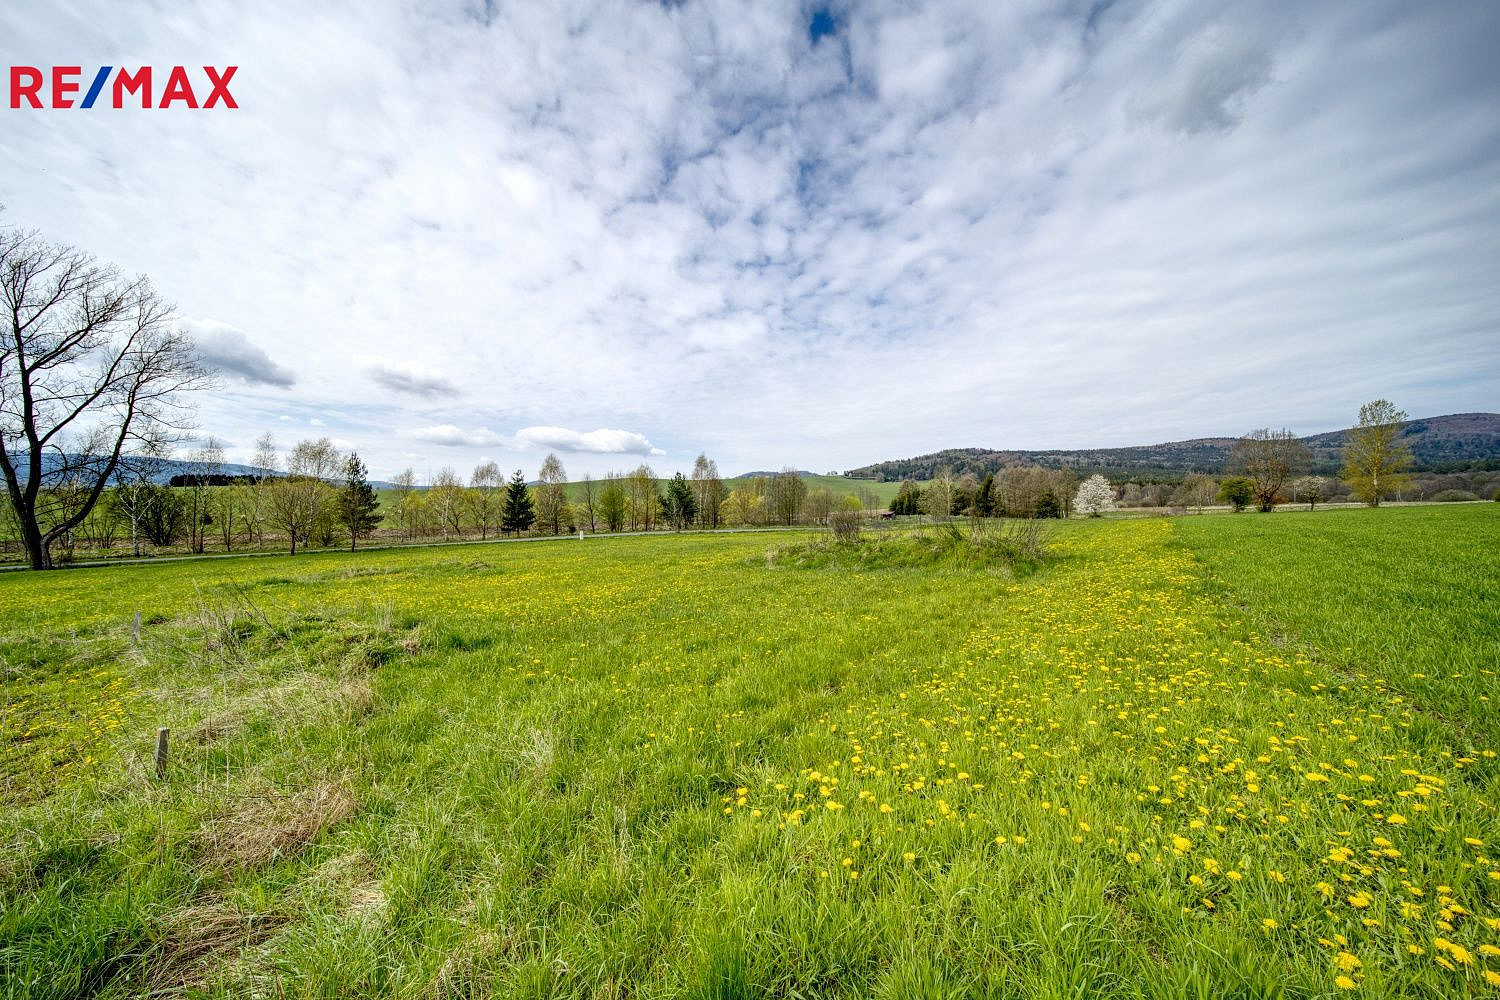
[[154, 727, 169, 779]]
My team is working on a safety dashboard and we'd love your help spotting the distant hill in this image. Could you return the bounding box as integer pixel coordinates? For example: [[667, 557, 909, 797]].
[[844, 413, 1500, 482]]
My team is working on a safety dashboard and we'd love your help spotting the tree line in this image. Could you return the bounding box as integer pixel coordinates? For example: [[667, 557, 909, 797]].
[[1069, 400, 1434, 515]]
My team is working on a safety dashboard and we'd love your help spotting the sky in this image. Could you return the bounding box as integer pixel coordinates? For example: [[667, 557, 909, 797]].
[[3, 0, 1498, 481]]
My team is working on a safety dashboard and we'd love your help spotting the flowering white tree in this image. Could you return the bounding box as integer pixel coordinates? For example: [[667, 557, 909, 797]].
[[1074, 474, 1115, 517]]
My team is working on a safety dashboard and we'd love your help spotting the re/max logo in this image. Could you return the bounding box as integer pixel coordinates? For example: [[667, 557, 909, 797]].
[[8, 66, 238, 109]]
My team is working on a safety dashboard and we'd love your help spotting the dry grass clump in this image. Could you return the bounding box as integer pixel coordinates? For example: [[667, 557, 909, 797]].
[[310, 850, 388, 919], [147, 901, 289, 993], [187, 675, 374, 745], [196, 779, 357, 871]]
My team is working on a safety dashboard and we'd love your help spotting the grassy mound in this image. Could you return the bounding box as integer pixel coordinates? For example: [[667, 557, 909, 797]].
[[765, 521, 1048, 575]]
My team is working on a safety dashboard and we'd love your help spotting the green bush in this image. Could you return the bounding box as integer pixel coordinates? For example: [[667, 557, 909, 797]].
[[766, 522, 1048, 575], [1217, 476, 1255, 512]]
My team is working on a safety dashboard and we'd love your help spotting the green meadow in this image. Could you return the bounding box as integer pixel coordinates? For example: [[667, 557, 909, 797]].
[[2, 504, 1497, 998]]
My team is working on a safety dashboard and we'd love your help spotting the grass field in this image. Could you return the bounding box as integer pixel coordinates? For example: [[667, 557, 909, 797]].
[[556, 474, 906, 505], [1, 505, 1497, 997]]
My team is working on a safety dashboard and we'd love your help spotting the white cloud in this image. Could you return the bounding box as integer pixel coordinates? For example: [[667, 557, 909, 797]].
[[515, 426, 664, 456], [402, 424, 506, 448]]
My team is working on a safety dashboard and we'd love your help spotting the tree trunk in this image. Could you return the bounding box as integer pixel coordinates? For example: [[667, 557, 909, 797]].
[[22, 520, 52, 570]]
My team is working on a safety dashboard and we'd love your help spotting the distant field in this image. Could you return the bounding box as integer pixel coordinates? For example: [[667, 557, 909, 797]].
[[770, 473, 907, 503], [559, 473, 906, 505], [372, 474, 905, 508], [2, 506, 1497, 997]]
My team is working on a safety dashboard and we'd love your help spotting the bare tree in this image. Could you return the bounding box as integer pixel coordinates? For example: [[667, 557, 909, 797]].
[[578, 472, 599, 533], [766, 468, 807, 525], [922, 467, 956, 520], [1170, 472, 1218, 514], [266, 438, 339, 554], [626, 464, 659, 531], [0, 220, 214, 568], [467, 461, 504, 539], [390, 466, 418, 539], [1230, 428, 1310, 513], [111, 446, 172, 556], [238, 431, 279, 547], [804, 486, 836, 525], [536, 453, 569, 535], [690, 452, 725, 528], [428, 467, 465, 540], [184, 437, 223, 554]]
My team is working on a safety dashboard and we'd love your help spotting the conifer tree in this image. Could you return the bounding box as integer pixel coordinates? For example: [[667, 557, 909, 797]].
[[502, 469, 536, 535], [976, 473, 996, 516], [664, 472, 698, 530], [338, 452, 384, 551]]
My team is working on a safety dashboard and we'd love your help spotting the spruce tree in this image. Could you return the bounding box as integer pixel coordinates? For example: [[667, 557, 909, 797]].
[[338, 452, 384, 551], [976, 473, 996, 517], [664, 472, 698, 530], [502, 469, 536, 535]]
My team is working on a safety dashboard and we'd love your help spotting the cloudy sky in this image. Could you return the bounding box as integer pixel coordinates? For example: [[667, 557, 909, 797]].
[[3, 0, 1497, 480]]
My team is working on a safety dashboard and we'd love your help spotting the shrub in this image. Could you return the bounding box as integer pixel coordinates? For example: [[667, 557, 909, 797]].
[[828, 507, 862, 543], [1218, 477, 1255, 513], [1429, 489, 1479, 503], [767, 521, 1048, 575]]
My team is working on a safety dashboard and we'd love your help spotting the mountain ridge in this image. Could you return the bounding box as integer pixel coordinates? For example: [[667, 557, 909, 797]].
[[842, 413, 1500, 482]]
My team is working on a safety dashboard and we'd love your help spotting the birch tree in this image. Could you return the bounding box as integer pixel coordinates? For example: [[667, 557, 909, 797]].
[[536, 453, 569, 535], [1342, 400, 1412, 506]]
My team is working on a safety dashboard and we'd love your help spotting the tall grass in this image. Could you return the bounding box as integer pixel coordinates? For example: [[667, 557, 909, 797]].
[[0, 507, 1496, 997]]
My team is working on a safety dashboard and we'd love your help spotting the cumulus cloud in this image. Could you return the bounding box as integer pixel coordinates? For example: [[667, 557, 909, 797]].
[[187, 320, 295, 388], [403, 424, 506, 447], [357, 356, 456, 397], [515, 426, 664, 456]]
